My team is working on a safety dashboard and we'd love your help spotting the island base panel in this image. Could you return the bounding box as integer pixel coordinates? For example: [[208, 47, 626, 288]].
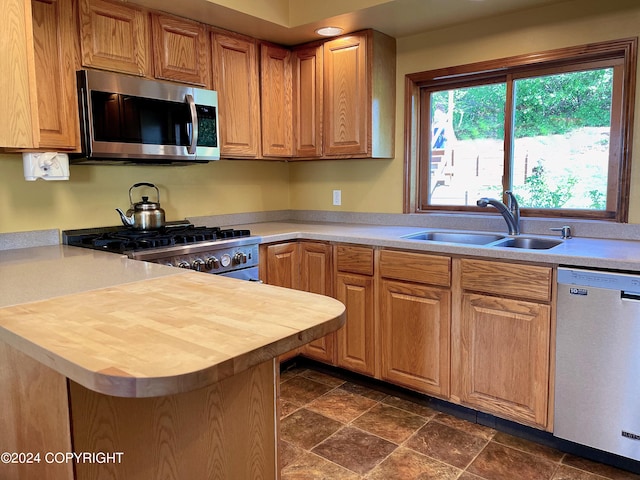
[[0, 342, 74, 480], [70, 359, 278, 480]]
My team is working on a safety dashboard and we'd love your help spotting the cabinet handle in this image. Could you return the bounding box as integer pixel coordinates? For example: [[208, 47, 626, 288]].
[[186, 94, 198, 155]]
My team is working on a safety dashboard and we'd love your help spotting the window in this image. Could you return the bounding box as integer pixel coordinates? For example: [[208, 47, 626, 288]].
[[404, 39, 637, 221]]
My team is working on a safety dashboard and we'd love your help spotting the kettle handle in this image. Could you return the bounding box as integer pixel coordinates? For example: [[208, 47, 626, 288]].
[[129, 182, 160, 204]]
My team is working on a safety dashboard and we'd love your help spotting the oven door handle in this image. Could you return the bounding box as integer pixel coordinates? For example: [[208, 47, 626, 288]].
[[186, 94, 198, 155]]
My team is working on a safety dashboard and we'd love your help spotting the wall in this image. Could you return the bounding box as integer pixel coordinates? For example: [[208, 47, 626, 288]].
[[0, 154, 289, 233], [4, 0, 640, 234], [288, 0, 640, 222]]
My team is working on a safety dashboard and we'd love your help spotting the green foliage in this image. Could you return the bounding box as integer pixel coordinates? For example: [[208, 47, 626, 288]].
[[514, 162, 577, 209], [514, 69, 613, 138], [433, 68, 613, 141], [588, 189, 606, 210]]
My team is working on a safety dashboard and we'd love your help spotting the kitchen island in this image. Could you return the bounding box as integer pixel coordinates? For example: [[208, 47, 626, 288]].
[[0, 245, 345, 480]]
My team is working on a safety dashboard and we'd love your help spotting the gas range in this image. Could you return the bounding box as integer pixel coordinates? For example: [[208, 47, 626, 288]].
[[63, 222, 261, 278]]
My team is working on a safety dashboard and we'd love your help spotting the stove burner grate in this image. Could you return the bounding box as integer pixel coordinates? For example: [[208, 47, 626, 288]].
[[66, 225, 252, 253]]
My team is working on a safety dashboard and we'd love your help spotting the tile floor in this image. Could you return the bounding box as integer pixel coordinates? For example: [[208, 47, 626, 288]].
[[278, 365, 640, 480]]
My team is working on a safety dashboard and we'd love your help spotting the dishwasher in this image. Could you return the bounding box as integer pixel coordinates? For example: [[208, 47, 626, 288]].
[[555, 267, 640, 462]]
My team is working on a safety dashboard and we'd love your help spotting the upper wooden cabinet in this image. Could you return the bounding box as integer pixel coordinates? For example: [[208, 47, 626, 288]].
[[31, 0, 80, 150], [151, 13, 210, 87], [260, 43, 292, 158], [0, 0, 39, 148], [211, 30, 260, 158], [0, 0, 80, 151], [292, 43, 323, 158], [322, 30, 396, 159], [79, 0, 150, 76]]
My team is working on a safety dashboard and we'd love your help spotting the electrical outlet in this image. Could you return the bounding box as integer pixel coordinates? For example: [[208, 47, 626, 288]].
[[332, 190, 342, 206]]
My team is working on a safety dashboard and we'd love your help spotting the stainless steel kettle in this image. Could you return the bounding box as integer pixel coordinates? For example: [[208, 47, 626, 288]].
[[116, 183, 166, 230]]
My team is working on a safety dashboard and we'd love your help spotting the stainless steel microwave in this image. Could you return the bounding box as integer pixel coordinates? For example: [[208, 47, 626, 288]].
[[73, 69, 219, 165]]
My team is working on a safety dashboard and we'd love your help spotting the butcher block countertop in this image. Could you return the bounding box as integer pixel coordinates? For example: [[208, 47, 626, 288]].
[[0, 246, 345, 398]]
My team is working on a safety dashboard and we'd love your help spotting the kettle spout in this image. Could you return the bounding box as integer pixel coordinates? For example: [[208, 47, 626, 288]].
[[116, 208, 135, 227]]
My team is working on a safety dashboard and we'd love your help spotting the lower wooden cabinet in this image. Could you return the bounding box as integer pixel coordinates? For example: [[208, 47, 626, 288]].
[[335, 271, 375, 376], [260, 241, 335, 364], [261, 241, 298, 289], [451, 258, 553, 430], [453, 293, 551, 429], [262, 241, 556, 432], [380, 279, 450, 397], [299, 242, 335, 363], [260, 241, 299, 362], [378, 249, 451, 397]]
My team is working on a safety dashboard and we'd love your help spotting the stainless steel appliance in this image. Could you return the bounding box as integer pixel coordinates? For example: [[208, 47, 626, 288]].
[[74, 69, 219, 164], [555, 267, 640, 462], [63, 223, 260, 281], [116, 182, 166, 230]]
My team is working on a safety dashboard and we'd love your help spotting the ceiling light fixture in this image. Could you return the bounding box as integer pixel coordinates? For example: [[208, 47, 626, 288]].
[[315, 26, 343, 37]]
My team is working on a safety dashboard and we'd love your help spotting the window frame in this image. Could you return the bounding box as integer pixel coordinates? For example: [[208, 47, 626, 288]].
[[403, 38, 637, 222]]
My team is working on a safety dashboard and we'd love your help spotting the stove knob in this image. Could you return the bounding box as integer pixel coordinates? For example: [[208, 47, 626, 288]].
[[205, 256, 220, 270], [192, 258, 205, 272], [177, 261, 190, 269], [233, 252, 247, 265]]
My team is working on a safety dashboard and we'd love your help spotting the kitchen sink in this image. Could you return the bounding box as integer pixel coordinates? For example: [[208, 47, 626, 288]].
[[401, 231, 505, 245], [490, 236, 562, 250], [401, 231, 563, 250]]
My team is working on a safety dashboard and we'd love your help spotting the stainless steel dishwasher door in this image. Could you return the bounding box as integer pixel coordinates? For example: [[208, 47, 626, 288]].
[[555, 267, 640, 461]]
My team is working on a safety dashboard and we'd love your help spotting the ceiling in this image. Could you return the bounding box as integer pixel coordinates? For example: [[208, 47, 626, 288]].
[[128, 0, 573, 45]]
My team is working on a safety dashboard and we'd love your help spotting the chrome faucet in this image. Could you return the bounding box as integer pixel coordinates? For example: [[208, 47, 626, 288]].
[[477, 191, 520, 235]]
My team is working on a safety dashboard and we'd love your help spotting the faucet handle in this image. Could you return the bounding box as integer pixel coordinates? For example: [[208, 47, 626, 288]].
[[550, 226, 572, 239], [505, 191, 520, 221]]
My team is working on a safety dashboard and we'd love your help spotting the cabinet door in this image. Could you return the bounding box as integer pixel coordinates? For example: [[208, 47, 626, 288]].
[[211, 31, 260, 157], [299, 242, 335, 364], [292, 44, 323, 158], [32, 0, 80, 150], [323, 33, 368, 156], [151, 13, 209, 87], [262, 242, 299, 289], [336, 272, 375, 376], [79, 0, 149, 76], [262, 242, 300, 363], [380, 279, 450, 397], [1, 0, 39, 148], [260, 43, 292, 157], [453, 293, 551, 429]]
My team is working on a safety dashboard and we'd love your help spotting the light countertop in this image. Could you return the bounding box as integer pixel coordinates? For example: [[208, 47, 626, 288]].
[[2, 217, 640, 399], [237, 221, 640, 271], [0, 245, 345, 397]]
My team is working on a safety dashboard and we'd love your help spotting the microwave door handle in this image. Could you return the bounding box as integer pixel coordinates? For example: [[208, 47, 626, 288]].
[[186, 94, 198, 154]]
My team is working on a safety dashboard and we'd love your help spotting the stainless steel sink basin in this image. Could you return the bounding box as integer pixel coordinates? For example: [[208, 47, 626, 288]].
[[402, 231, 505, 245], [491, 237, 562, 250]]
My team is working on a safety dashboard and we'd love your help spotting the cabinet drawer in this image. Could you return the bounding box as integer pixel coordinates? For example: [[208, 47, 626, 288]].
[[336, 245, 373, 275], [379, 250, 450, 287], [460, 259, 552, 302]]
